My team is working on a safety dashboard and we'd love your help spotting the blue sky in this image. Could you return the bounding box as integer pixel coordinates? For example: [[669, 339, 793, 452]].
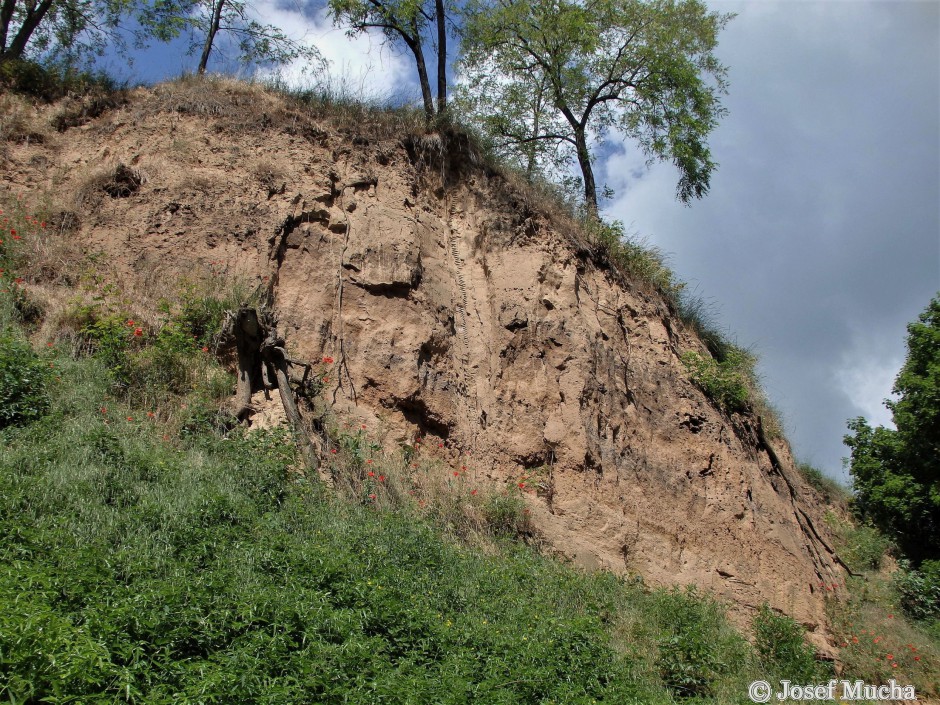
[[94, 0, 940, 483]]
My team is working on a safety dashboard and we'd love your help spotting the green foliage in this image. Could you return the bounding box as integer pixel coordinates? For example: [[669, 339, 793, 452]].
[[80, 311, 137, 381], [0, 0, 134, 63], [753, 605, 826, 684], [842, 524, 892, 573], [480, 489, 530, 538], [895, 560, 940, 622], [681, 347, 754, 414], [0, 362, 649, 703], [458, 0, 732, 210], [651, 587, 747, 698], [0, 57, 119, 101], [137, 0, 325, 75], [844, 295, 940, 564], [824, 512, 891, 573], [0, 330, 49, 427]]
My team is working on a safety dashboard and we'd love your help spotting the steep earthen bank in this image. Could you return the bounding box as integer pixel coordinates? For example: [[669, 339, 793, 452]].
[[2, 80, 845, 648]]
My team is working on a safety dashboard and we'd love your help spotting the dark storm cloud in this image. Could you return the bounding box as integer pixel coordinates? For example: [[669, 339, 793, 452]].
[[605, 0, 940, 482]]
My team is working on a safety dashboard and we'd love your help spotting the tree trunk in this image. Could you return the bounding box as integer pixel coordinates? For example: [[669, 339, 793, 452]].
[[1, 0, 18, 54], [435, 0, 446, 115], [233, 307, 263, 420], [262, 342, 320, 474], [230, 307, 321, 477], [3, 0, 54, 59], [198, 0, 225, 75], [574, 128, 598, 218], [405, 23, 435, 122]]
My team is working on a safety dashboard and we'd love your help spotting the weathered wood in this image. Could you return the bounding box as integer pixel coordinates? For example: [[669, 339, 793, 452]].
[[230, 306, 321, 477], [263, 343, 319, 474], [234, 307, 263, 420]]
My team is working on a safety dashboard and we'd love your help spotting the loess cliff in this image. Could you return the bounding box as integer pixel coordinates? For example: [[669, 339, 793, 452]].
[[1, 78, 845, 649]]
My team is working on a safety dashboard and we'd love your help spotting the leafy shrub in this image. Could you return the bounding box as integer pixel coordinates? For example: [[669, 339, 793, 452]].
[[0, 331, 50, 428], [841, 523, 892, 573], [753, 604, 825, 684], [653, 587, 745, 698], [895, 560, 940, 622], [681, 347, 754, 413], [481, 489, 532, 538], [0, 58, 119, 102]]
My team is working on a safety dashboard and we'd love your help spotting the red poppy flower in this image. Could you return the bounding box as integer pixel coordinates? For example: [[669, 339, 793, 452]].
[[378, 475, 385, 482], [369, 494, 376, 500], [438, 443, 444, 448], [9, 229, 15, 235], [12, 235, 20, 240], [100, 407, 107, 414], [368, 470, 375, 477], [915, 656, 921, 661], [134, 328, 143, 337], [361, 424, 367, 429], [322, 356, 333, 364], [471, 489, 478, 496], [126, 319, 135, 326], [14, 277, 23, 284], [330, 448, 337, 454], [453, 471, 459, 477], [518, 482, 525, 489], [366, 459, 373, 465], [126, 416, 133, 421], [201, 346, 209, 352], [147, 411, 155, 418]]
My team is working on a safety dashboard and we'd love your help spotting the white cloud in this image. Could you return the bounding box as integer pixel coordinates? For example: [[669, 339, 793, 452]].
[[836, 341, 901, 431], [252, 1, 417, 103]]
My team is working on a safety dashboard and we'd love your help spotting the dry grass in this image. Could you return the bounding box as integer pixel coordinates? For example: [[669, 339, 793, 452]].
[[250, 159, 286, 198], [72, 162, 145, 209], [0, 93, 48, 151], [51, 89, 127, 132]]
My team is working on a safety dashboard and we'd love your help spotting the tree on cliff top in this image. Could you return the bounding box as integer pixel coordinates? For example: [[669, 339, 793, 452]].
[[845, 295, 940, 565], [457, 0, 732, 216], [329, 0, 450, 121]]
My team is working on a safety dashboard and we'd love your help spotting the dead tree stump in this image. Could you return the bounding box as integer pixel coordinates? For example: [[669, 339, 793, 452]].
[[230, 306, 320, 476]]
